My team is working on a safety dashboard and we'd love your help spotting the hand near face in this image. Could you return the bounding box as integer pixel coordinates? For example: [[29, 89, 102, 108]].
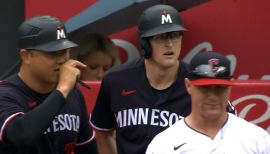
[[56, 59, 86, 98]]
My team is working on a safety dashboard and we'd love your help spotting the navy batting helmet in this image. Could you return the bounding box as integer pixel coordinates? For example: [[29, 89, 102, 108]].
[[17, 16, 78, 52], [138, 4, 186, 58]]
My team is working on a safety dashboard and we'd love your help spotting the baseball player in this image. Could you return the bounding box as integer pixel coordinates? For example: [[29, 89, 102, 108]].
[[0, 16, 97, 153], [146, 52, 270, 154], [90, 4, 191, 154]]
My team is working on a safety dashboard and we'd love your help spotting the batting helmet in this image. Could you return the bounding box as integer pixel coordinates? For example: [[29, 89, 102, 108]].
[[17, 16, 78, 52], [138, 4, 186, 58]]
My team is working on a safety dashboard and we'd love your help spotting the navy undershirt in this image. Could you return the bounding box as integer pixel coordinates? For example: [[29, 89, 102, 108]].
[[151, 85, 174, 101]]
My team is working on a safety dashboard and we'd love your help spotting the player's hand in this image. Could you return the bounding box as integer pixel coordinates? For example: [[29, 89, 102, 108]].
[[56, 59, 86, 98]]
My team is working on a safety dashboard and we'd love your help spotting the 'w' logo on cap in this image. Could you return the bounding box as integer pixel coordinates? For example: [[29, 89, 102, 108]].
[[57, 26, 66, 40], [161, 9, 172, 24]]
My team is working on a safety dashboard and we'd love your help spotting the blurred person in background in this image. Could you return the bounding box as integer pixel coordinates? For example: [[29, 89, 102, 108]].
[[75, 33, 120, 81]]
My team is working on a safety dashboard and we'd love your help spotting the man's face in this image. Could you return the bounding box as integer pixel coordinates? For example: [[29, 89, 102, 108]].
[[185, 78, 231, 120], [149, 31, 182, 68], [26, 49, 70, 84]]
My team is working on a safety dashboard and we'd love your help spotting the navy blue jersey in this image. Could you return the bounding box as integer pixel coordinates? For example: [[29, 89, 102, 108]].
[[91, 58, 191, 154], [0, 75, 95, 154]]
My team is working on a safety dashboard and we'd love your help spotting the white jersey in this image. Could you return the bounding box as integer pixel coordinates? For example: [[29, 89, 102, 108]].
[[146, 113, 270, 154]]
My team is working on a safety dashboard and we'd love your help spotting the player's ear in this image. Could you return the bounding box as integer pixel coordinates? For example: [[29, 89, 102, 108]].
[[19, 49, 32, 65], [184, 78, 192, 95]]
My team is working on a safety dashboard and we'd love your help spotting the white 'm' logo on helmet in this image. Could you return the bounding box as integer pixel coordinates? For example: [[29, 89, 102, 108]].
[[161, 14, 172, 24], [57, 28, 66, 40]]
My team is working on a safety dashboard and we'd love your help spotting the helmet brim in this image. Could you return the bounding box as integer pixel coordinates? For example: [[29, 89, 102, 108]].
[[28, 39, 78, 52], [141, 24, 186, 38]]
